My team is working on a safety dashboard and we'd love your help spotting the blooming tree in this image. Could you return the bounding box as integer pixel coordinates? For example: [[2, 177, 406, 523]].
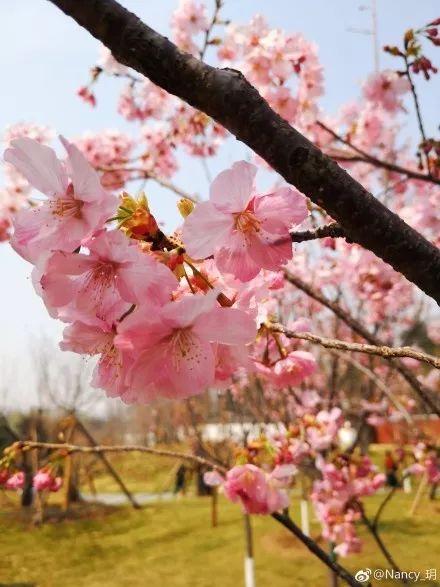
[[1, 1, 440, 584]]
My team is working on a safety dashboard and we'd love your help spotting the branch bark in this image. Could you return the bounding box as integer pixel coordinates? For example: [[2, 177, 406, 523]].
[[318, 121, 439, 186], [270, 325, 440, 369], [290, 223, 347, 243], [11, 440, 227, 473], [46, 0, 440, 303], [272, 512, 366, 586]]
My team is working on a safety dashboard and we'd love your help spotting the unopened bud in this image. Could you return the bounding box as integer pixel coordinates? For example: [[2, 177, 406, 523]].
[[177, 198, 195, 218]]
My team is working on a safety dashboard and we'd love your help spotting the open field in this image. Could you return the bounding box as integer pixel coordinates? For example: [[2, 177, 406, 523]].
[[1, 488, 439, 587]]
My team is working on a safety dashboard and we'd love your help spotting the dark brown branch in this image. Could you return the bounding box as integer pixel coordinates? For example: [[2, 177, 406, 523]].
[[290, 222, 347, 242], [372, 484, 399, 530], [46, 0, 440, 303], [356, 502, 407, 584], [318, 122, 439, 186], [272, 512, 366, 586], [284, 272, 440, 414], [403, 57, 427, 145]]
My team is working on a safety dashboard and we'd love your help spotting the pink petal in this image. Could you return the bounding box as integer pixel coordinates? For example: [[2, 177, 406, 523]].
[[248, 230, 293, 272], [193, 307, 256, 345], [255, 186, 308, 233], [4, 137, 68, 198], [160, 292, 217, 329], [182, 201, 233, 259], [210, 161, 257, 212], [59, 135, 107, 203], [60, 321, 112, 354], [215, 232, 261, 281], [165, 335, 215, 397]]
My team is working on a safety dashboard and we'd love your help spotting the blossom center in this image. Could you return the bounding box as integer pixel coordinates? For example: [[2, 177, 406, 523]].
[[51, 198, 83, 219], [170, 328, 195, 361], [233, 210, 260, 234]]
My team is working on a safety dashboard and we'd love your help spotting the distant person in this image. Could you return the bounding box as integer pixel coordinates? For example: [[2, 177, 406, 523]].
[[384, 450, 399, 487], [174, 464, 187, 495]]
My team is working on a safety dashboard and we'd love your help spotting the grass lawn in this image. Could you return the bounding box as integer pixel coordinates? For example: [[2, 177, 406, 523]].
[[0, 489, 439, 586]]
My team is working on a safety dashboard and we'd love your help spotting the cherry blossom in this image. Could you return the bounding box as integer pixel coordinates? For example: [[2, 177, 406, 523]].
[[35, 230, 177, 324], [205, 463, 295, 515], [4, 472, 25, 490], [115, 291, 256, 400], [362, 70, 410, 113], [4, 136, 115, 263], [33, 469, 63, 492], [183, 161, 308, 281]]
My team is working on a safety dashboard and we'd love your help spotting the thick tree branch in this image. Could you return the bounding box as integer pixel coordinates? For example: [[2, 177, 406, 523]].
[[46, 0, 440, 303], [284, 272, 440, 415]]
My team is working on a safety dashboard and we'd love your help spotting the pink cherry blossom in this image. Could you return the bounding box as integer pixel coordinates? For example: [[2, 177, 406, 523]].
[[4, 136, 115, 263], [115, 291, 256, 400], [60, 320, 133, 400], [183, 161, 308, 281], [259, 350, 317, 389], [362, 70, 410, 113], [214, 463, 293, 515], [171, 0, 208, 55], [311, 454, 384, 556], [73, 130, 133, 190], [33, 470, 63, 492], [77, 86, 96, 108], [5, 472, 25, 490], [35, 230, 177, 324]]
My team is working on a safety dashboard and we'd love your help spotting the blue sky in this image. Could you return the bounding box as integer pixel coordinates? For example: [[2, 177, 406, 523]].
[[0, 0, 438, 410]]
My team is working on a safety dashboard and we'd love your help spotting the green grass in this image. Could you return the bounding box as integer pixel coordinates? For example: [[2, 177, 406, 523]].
[[88, 449, 179, 494], [87, 444, 404, 495], [0, 490, 439, 586]]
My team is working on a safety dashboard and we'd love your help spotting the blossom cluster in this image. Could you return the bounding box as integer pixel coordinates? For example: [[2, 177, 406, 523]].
[[4, 135, 310, 403], [0, 468, 62, 493], [408, 442, 440, 485], [218, 15, 324, 129], [311, 454, 385, 556], [204, 407, 344, 515]]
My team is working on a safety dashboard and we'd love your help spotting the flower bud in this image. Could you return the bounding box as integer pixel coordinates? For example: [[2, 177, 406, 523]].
[[177, 198, 195, 218]]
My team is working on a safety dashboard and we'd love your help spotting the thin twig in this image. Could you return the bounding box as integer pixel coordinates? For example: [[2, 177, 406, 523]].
[[356, 502, 407, 584], [9, 441, 227, 473], [290, 223, 347, 243], [200, 0, 223, 60], [403, 57, 427, 144], [318, 121, 439, 186], [270, 324, 440, 369], [329, 350, 413, 423], [98, 166, 199, 202], [372, 484, 399, 530], [283, 272, 440, 415], [272, 512, 366, 586]]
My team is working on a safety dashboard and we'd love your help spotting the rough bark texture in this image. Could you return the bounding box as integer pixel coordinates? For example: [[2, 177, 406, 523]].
[[47, 0, 440, 303]]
